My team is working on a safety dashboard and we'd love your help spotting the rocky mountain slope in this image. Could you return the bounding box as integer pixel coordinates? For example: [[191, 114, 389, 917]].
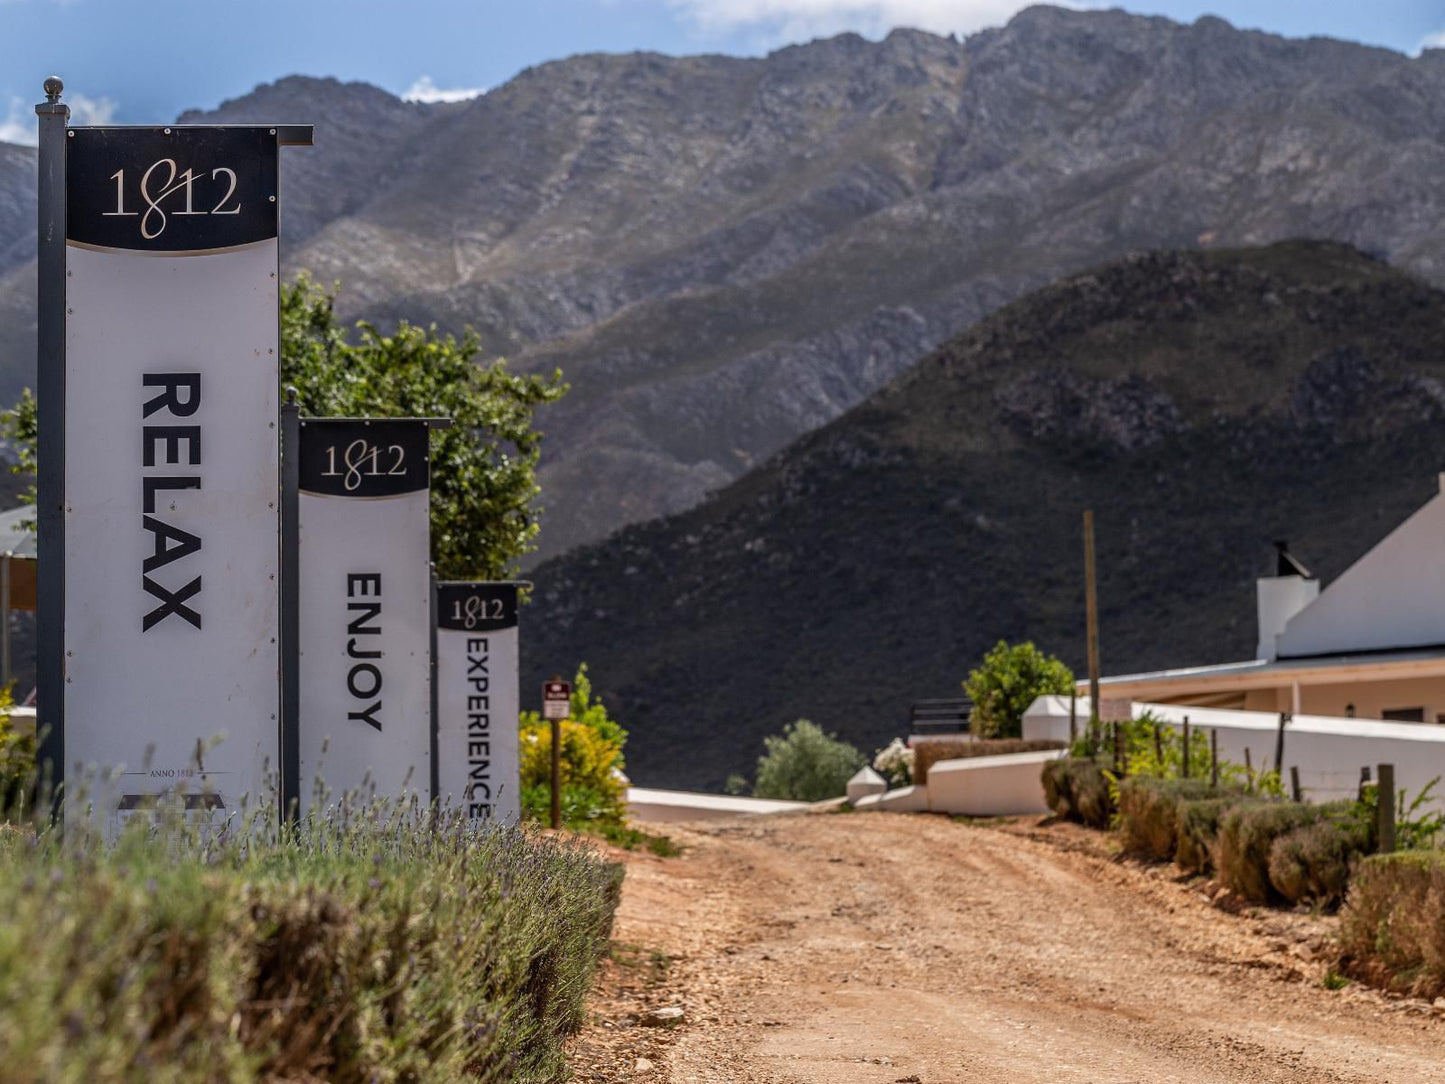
[[519, 242, 1445, 789], [0, 8, 1444, 559], [0, 142, 36, 278]]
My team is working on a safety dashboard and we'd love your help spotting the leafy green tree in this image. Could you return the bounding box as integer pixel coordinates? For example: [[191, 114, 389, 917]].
[[281, 275, 567, 578], [2, 277, 567, 579], [0, 389, 36, 523], [964, 640, 1075, 739], [751, 719, 865, 802]]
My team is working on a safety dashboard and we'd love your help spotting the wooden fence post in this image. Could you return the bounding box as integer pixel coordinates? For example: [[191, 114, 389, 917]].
[[1152, 719, 1163, 767], [1290, 765, 1302, 803], [1210, 729, 1219, 788], [1181, 716, 1191, 779], [1377, 764, 1396, 854], [1244, 747, 1254, 793], [1069, 691, 1077, 748], [1274, 712, 1290, 776]]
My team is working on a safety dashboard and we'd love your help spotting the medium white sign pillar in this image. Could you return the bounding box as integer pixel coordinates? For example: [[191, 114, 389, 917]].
[[435, 582, 521, 824], [297, 419, 433, 808]]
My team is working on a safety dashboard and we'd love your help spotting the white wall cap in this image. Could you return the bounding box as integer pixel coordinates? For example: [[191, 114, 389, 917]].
[[625, 788, 810, 815], [928, 749, 1068, 775]]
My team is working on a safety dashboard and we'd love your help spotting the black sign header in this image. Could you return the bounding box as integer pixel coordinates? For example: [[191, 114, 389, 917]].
[[67, 126, 279, 253], [299, 419, 431, 498], [438, 583, 519, 632]]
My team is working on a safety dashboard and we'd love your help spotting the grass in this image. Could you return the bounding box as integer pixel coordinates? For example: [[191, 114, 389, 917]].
[[0, 796, 623, 1083], [608, 943, 673, 987], [593, 821, 684, 857]]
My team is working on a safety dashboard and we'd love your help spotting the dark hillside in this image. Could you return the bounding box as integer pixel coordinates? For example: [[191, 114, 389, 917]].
[[521, 242, 1445, 789]]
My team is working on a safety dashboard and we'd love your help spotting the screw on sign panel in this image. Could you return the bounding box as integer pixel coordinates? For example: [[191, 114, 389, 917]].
[[543, 681, 571, 720]]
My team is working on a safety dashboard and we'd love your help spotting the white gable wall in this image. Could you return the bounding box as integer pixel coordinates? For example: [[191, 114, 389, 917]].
[[1257, 575, 1319, 660], [1276, 482, 1445, 658]]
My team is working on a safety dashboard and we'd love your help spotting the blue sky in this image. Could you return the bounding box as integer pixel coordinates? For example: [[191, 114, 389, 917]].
[[2, 0, 1443, 143]]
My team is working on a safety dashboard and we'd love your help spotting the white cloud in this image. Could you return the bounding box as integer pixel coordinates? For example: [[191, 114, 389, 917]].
[[1419, 28, 1445, 54], [402, 76, 487, 104], [668, 0, 1034, 41], [0, 90, 119, 146], [0, 98, 34, 145]]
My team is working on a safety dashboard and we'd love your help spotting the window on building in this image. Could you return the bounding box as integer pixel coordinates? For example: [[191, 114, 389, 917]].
[[1381, 707, 1426, 723]]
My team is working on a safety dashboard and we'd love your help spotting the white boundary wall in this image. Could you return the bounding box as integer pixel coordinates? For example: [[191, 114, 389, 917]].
[[926, 750, 1063, 816], [1023, 696, 1445, 813]]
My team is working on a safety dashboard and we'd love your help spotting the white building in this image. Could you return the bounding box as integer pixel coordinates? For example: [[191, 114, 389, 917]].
[[1091, 474, 1445, 723]]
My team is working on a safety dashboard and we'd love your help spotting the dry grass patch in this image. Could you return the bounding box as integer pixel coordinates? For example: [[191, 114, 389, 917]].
[[1338, 852, 1445, 999]]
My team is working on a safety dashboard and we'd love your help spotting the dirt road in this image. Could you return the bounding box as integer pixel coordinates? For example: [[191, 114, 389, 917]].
[[567, 812, 1443, 1084]]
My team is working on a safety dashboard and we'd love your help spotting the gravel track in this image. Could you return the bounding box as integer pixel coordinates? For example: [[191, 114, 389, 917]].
[[567, 813, 1443, 1083]]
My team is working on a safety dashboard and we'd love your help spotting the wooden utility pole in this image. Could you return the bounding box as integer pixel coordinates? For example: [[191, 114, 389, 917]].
[[1083, 510, 1101, 753]]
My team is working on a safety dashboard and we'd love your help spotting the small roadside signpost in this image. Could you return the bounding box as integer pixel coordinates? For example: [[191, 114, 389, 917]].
[[435, 582, 523, 825], [34, 76, 311, 831], [543, 678, 571, 829]]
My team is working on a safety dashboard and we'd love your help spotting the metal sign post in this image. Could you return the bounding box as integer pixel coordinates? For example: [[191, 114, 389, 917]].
[[295, 418, 439, 810], [39, 87, 312, 832], [34, 79, 67, 807], [542, 678, 570, 830], [435, 582, 523, 825]]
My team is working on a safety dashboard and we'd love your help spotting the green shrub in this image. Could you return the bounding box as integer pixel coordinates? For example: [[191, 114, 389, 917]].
[[1175, 797, 1239, 875], [1338, 851, 1445, 999], [0, 806, 621, 1083], [964, 641, 1074, 739], [913, 738, 1065, 785], [1116, 777, 1223, 861], [1215, 801, 1324, 903], [1041, 757, 1069, 812], [752, 719, 866, 801], [1041, 757, 1114, 829], [0, 689, 31, 819], [1268, 814, 1372, 907], [1356, 777, 1445, 851]]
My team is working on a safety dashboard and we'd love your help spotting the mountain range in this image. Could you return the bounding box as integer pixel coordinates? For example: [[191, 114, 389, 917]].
[[1, 7, 1444, 560], [518, 242, 1445, 789]]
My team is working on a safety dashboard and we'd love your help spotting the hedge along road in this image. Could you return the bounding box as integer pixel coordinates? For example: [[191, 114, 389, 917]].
[[570, 812, 1443, 1083]]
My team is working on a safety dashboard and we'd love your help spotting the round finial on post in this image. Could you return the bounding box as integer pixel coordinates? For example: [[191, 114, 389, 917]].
[[42, 76, 63, 104], [284, 385, 299, 405]]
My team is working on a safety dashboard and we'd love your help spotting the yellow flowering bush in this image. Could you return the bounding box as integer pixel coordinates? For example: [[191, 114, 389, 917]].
[[519, 664, 627, 826]]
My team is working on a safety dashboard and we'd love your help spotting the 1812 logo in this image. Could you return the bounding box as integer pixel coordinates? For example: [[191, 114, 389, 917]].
[[321, 439, 408, 492], [450, 594, 507, 629], [104, 159, 242, 241]]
